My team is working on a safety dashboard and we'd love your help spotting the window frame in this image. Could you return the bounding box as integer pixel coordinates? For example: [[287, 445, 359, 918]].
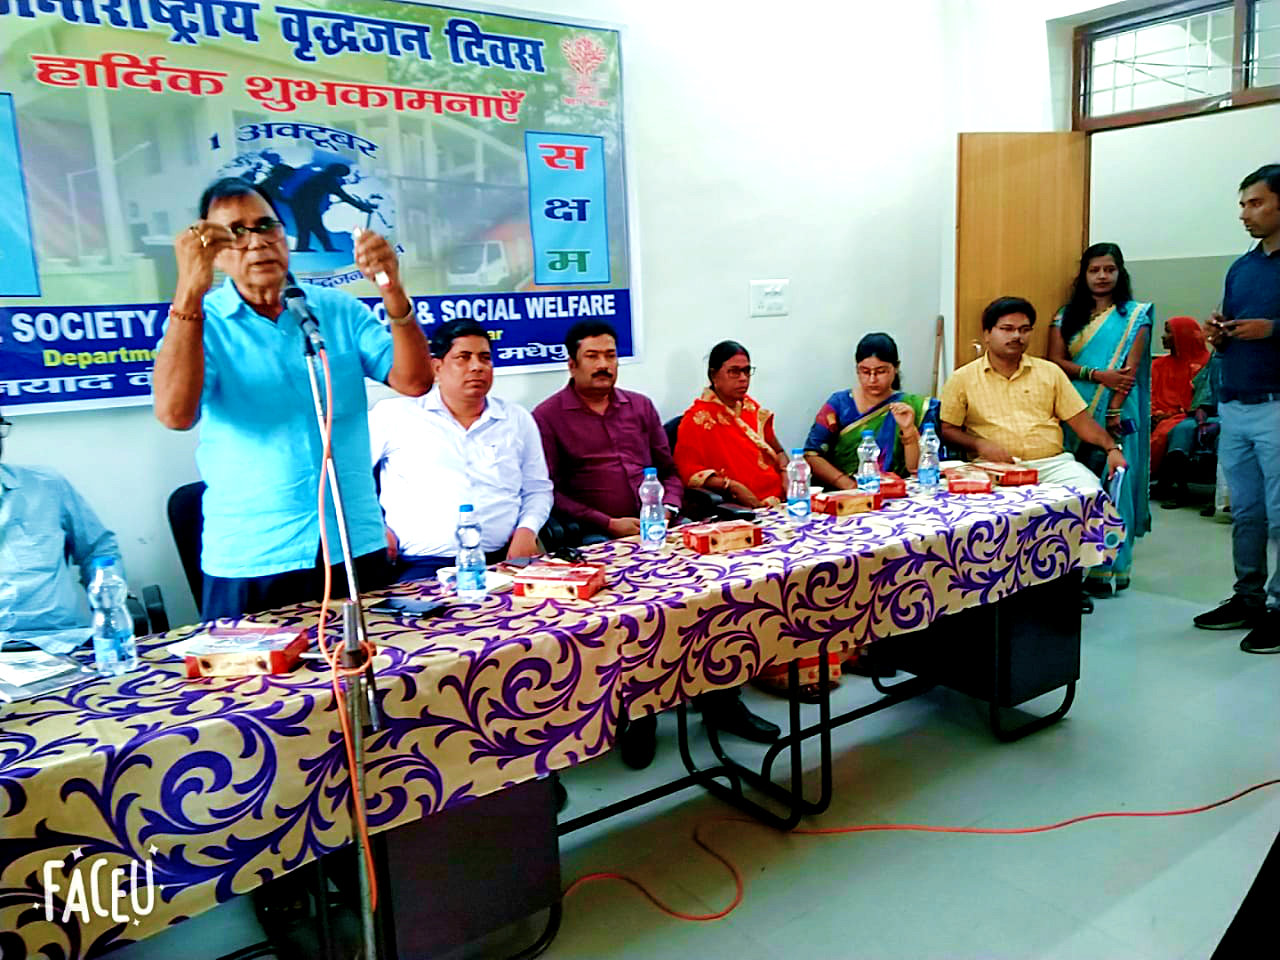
[[1073, 0, 1280, 131]]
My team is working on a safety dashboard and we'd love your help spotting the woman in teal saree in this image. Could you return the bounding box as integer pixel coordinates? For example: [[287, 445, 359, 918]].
[[1049, 242, 1153, 596]]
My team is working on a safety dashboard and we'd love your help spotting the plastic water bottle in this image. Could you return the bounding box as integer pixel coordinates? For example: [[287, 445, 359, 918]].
[[455, 504, 487, 600], [785, 449, 811, 524], [639, 467, 667, 550], [856, 431, 881, 494], [87, 557, 138, 677], [918, 425, 942, 497]]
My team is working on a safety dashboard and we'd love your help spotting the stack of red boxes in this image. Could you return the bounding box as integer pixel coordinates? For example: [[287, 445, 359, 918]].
[[810, 490, 882, 516], [943, 465, 994, 494], [681, 520, 764, 554], [512, 562, 608, 600], [971, 461, 1039, 485]]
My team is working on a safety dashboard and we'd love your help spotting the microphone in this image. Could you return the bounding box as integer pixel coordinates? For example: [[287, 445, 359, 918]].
[[283, 275, 324, 353]]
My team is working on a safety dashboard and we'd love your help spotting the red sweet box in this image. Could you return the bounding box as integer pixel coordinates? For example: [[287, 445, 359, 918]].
[[681, 520, 764, 554], [878, 473, 907, 498], [971, 461, 1039, 485], [811, 490, 882, 516], [512, 562, 608, 600], [183, 627, 309, 678], [943, 465, 994, 494]]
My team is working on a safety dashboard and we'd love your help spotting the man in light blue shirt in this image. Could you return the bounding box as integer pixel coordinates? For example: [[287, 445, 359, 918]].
[[0, 409, 119, 650], [152, 177, 432, 618], [371, 320, 553, 582]]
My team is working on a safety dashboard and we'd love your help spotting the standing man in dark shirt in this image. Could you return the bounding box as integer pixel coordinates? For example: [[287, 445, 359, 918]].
[[534, 321, 780, 769], [1194, 165, 1280, 652]]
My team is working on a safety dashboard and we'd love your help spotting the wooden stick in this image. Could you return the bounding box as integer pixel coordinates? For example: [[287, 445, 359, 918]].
[[931, 314, 945, 396]]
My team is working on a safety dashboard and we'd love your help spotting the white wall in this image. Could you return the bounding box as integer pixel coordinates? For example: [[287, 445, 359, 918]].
[[933, 0, 1088, 361], [1091, 102, 1280, 259], [931, 0, 1158, 359], [11, 0, 954, 626]]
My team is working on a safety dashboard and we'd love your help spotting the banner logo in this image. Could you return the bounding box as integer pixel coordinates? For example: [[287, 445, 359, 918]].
[[560, 35, 608, 107]]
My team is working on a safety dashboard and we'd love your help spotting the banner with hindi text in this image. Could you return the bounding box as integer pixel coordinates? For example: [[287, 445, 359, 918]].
[[0, 0, 633, 413]]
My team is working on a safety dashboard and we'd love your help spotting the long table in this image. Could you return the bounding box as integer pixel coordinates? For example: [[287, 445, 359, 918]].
[[0, 485, 1121, 957]]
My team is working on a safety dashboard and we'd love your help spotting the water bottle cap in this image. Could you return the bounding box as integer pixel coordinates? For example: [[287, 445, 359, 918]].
[[861, 430, 874, 439], [90, 556, 117, 569], [459, 504, 474, 513], [790, 448, 803, 456], [643, 467, 657, 477]]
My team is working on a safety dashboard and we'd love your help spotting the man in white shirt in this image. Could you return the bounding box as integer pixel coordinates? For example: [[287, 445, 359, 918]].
[[370, 320, 553, 582]]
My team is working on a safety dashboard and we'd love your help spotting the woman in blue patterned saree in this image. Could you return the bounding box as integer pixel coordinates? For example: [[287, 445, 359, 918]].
[[1049, 242, 1153, 597]]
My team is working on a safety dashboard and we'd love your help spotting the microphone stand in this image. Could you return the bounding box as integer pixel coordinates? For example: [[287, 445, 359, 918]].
[[301, 328, 381, 960]]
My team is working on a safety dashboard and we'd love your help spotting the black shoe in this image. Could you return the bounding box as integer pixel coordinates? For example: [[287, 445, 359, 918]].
[[1194, 596, 1264, 631], [329, 905, 364, 960], [842, 651, 897, 678], [1085, 579, 1112, 598], [702, 693, 780, 743], [1200, 505, 1216, 518], [253, 870, 324, 960], [618, 713, 657, 770], [552, 773, 568, 813], [1240, 610, 1280, 654], [1081, 591, 1095, 615]]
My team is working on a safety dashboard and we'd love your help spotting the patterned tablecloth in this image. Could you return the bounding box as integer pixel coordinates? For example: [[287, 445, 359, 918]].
[[0, 485, 1121, 957]]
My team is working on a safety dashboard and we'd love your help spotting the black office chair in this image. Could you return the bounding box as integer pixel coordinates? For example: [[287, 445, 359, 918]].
[[1186, 420, 1220, 486], [539, 512, 609, 553], [126, 585, 170, 635], [167, 481, 207, 616], [662, 415, 755, 522]]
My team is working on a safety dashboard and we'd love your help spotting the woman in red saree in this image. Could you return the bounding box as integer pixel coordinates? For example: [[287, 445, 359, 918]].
[[675, 340, 839, 702], [674, 340, 788, 507], [1151, 316, 1210, 476]]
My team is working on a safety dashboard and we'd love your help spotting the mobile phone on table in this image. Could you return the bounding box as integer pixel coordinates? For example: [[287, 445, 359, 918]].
[[367, 597, 445, 617]]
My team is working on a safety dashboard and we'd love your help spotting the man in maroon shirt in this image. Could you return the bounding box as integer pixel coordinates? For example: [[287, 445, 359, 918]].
[[534, 321, 780, 769], [534, 320, 682, 536]]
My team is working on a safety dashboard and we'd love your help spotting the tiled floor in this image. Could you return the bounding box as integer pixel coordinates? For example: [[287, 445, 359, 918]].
[[123, 503, 1278, 960]]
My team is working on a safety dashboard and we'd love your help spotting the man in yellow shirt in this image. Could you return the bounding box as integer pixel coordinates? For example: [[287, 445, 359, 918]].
[[940, 296, 1127, 485], [941, 297, 1129, 614]]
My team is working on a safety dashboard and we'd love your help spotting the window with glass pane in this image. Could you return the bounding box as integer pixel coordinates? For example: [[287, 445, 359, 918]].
[[1085, 4, 1234, 117], [1254, 0, 1280, 87]]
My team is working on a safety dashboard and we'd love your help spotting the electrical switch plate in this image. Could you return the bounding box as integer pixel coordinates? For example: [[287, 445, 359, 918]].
[[749, 279, 789, 318]]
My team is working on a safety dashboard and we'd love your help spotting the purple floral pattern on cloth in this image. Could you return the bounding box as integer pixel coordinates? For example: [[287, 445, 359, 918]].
[[0, 485, 1121, 957]]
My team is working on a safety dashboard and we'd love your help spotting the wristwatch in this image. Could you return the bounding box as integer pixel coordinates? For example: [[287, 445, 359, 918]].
[[388, 303, 416, 326], [1105, 443, 1123, 454]]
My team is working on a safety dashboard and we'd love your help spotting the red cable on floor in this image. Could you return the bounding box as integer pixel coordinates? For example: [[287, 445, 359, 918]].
[[563, 822, 743, 921], [563, 778, 1280, 923]]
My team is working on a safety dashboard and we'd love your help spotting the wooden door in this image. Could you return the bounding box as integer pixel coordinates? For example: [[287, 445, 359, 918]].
[[954, 132, 1088, 369]]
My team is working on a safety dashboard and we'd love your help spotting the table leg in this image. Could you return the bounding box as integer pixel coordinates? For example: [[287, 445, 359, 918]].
[[988, 681, 1077, 742], [557, 710, 744, 836], [503, 902, 563, 960], [314, 857, 336, 960]]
